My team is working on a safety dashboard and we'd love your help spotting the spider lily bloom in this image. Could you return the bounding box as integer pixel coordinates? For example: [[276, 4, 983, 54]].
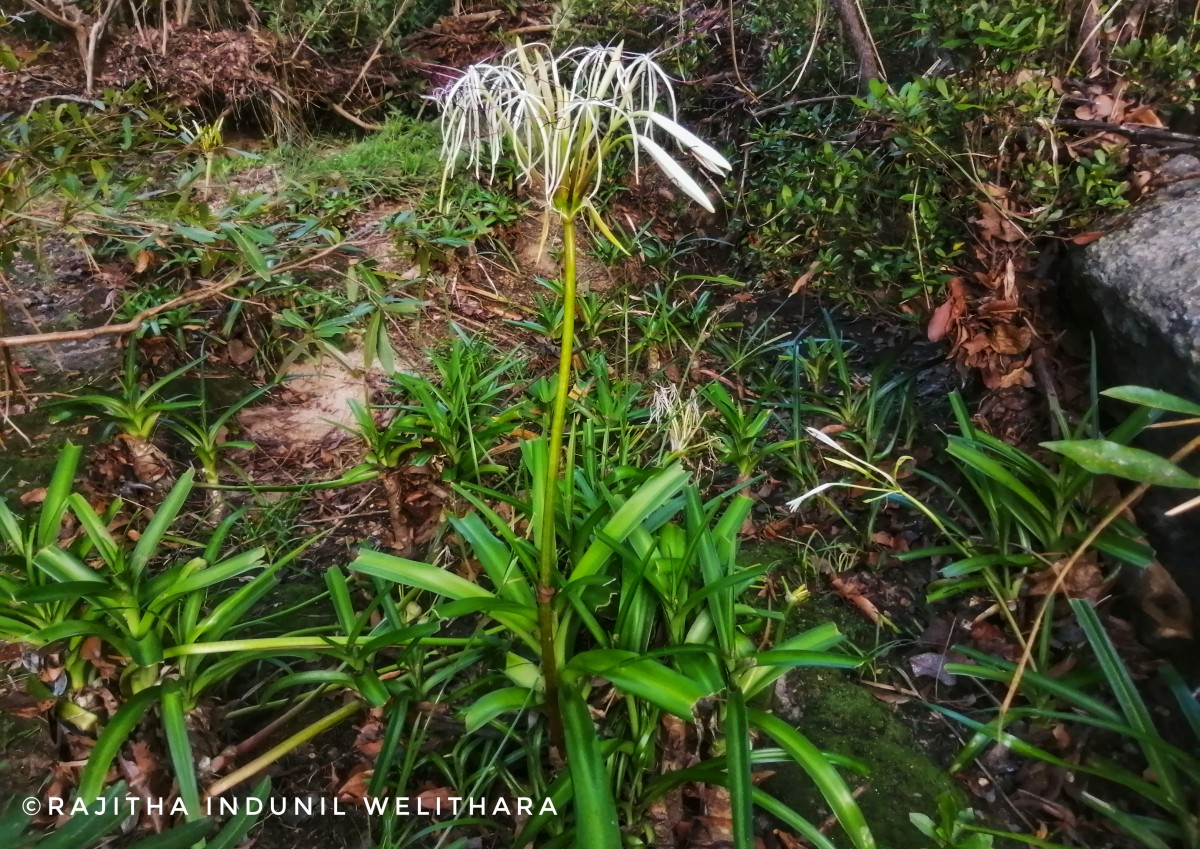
[[438, 41, 732, 232]]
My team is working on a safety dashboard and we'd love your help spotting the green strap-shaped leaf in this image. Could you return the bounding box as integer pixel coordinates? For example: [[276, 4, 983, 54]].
[[567, 649, 705, 719], [560, 684, 622, 849], [38, 441, 83, 550], [725, 688, 755, 849], [1102, 386, 1200, 417], [33, 546, 107, 585], [129, 470, 196, 579], [157, 548, 266, 603], [750, 710, 876, 849], [350, 549, 493, 599], [77, 686, 160, 804], [463, 687, 533, 734], [160, 680, 201, 821], [1043, 440, 1200, 488], [1070, 598, 1184, 812], [451, 511, 534, 605], [204, 778, 272, 849], [30, 619, 135, 657], [572, 464, 688, 582], [67, 493, 123, 569], [38, 784, 135, 849]]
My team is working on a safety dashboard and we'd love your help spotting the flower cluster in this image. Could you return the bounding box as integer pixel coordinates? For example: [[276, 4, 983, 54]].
[[438, 42, 731, 227]]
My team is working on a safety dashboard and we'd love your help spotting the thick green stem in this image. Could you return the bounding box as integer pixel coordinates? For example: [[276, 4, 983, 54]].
[[537, 215, 578, 753]]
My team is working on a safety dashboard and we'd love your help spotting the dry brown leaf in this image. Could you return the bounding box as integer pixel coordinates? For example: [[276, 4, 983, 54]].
[[926, 298, 957, 342], [337, 764, 373, 803], [975, 200, 1025, 243], [417, 785, 455, 811], [774, 830, 806, 849], [0, 690, 57, 718], [789, 260, 822, 295], [998, 367, 1035, 389], [660, 714, 694, 771], [962, 334, 992, 356], [861, 680, 913, 705], [989, 324, 1032, 355], [353, 713, 384, 758], [80, 636, 119, 679], [1029, 557, 1106, 600], [227, 338, 256, 366], [1125, 104, 1164, 128], [20, 487, 47, 505], [1070, 230, 1104, 245], [829, 574, 885, 626]]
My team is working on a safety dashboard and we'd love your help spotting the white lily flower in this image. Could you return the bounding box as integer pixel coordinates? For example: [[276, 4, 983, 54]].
[[438, 41, 730, 221]]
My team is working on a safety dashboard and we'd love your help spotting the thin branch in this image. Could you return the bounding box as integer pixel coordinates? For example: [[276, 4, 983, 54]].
[[1055, 117, 1200, 148], [750, 94, 854, 119], [0, 241, 350, 350], [341, 0, 415, 103], [1078, 0, 1103, 76], [330, 101, 383, 131], [23, 94, 101, 117]]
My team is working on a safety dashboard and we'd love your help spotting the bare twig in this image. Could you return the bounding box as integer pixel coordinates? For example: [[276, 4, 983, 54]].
[[342, 0, 415, 103], [1078, 0, 1103, 76], [22, 94, 102, 116], [727, 0, 756, 100], [817, 782, 871, 833], [329, 101, 384, 131], [750, 94, 854, 119], [1055, 117, 1200, 149], [1068, 0, 1127, 77], [0, 242, 350, 350]]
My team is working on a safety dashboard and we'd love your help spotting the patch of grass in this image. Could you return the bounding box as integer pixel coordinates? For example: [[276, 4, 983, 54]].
[[273, 115, 443, 198]]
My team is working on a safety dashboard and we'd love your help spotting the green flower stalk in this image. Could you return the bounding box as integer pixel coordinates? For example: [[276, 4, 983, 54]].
[[439, 41, 731, 749]]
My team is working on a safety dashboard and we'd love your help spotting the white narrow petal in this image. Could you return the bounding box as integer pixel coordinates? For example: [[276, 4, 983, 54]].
[[635, 133, 716, 213], [642, 111, 732, 174], [805, 426, 840, 449], [786, 482, 842, 511]]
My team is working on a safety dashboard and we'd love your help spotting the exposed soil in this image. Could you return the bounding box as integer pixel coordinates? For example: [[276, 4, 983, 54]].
[[238, 350, 384, 461]]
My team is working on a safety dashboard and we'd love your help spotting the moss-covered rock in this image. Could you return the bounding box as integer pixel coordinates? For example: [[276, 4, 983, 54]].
[[763, 665, 962, 849]]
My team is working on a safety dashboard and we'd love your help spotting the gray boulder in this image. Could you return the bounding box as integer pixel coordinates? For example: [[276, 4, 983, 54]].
[[1075, 156, 1200, 401], [1070, 157, 1200, 626]]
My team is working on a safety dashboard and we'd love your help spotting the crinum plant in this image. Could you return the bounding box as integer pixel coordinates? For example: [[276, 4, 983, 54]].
[[439, 41, 731, 746]]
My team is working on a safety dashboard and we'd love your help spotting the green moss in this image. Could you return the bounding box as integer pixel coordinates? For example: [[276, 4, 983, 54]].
[[737, 545, 959, 847], [763, 668, 962, 849]]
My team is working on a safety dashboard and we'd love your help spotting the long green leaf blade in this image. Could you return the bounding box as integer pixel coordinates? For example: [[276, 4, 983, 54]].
[[560, 684, 621, 849], [750, 709, 875, 849]]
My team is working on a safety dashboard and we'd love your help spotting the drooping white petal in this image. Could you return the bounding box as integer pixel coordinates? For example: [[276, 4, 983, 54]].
[[786, 482, 842, 511], [641, 111, 732, 175], [437, 41, 729, 218], [634, 133, 716, 213], [806, 426, 841, 450]]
